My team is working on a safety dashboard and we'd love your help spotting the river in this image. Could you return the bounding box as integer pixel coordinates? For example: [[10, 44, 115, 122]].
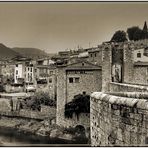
[[0, 127, 89, 146]]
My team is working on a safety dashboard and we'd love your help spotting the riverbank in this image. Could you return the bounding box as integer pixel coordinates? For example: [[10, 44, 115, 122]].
[[0, 116, 90, 146]]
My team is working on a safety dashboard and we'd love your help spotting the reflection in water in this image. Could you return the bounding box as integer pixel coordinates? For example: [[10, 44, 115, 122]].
[[0, 127, 89, 146]]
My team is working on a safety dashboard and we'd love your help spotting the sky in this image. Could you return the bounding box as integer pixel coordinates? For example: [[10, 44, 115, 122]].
[[0, 2, 148, 53]]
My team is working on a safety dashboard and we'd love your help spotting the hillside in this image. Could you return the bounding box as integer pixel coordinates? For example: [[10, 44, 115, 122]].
[[12, 47, 50, 59], [0, 43, 19, 60]]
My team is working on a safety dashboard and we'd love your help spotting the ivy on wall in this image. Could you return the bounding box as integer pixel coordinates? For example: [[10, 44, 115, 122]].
[[64, 92, 90, 119]]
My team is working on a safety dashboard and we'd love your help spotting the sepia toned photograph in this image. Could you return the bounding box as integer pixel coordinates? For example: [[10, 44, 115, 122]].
[[0, 1, 147, 146]]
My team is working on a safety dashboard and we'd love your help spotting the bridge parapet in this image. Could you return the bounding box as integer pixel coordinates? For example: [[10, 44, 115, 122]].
[[90, 92, 148, 146]]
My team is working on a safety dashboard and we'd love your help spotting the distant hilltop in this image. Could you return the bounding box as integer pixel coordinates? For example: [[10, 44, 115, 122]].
[[0, 43, 54, 60], [0, 43, 19, 60], [12, 47, 54, 60]]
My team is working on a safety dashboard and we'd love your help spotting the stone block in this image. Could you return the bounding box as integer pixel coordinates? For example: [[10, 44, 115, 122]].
[[117, 128, 123, 141], [130, 131, 137, 145]]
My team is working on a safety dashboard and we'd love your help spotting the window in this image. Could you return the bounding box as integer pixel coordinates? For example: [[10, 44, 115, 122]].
[[30, 75, 32, 81], [16, 64, 18, 67], [16, 70, 18, 75], [69, 78, 73, 83], [30, 68, 32, 72], [82, 63, 84, 66], [69, 77, 80, 83], [49, 78, 52, 83], [75, 77, 80, 83], [28, 67, 29, 71], [50, 71, 53, 75], [94, 53, 97, 57], [137, 52, 141, 58]]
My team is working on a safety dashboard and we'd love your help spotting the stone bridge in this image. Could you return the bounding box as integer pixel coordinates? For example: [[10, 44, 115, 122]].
[[90, 91, 148, 146], [56, 107, 90, 130]]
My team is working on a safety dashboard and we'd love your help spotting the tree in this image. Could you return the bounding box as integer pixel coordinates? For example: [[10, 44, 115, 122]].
[[127, 26, 148, 41], [143, 21, 148, 32], [127, 26, 140, 41], [111, 30, 127, 43], [64, 92, 90, 119], [133, 28, 144, 41]]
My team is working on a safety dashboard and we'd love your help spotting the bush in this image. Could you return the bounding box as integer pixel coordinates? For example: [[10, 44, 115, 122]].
[[34, 92, 56, 107], [20, 92, 56, 111]]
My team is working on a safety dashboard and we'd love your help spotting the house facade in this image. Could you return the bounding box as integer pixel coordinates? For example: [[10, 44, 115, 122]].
[[36, 65, 57, 100], [14, 61, 36, 84], [88, 48, 102, 66], [14, 62, 25, 84]]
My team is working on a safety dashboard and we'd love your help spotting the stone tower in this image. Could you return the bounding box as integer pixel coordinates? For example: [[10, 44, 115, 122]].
[[102, 43, 112, 92], [123, 43, 134, 83]]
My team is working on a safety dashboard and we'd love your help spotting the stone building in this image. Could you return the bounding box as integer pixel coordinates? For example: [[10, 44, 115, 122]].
[[36, 65, 57, 100], [0, 61, 15, 84], [88, 47, 102, 66], [90, 40, 148, 146], [101, 41, 148, 91], [56, 60, 102, 128], [37, 58, 55, 66]]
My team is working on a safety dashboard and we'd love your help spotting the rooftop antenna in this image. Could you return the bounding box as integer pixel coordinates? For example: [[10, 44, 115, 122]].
[[89, 42, 91, 48], [77, 45, 80, 50]]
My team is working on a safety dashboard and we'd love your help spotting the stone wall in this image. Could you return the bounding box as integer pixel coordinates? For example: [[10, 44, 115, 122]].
[[56, 67, 66, 126], [0, 106, 55, 120], [66, 70, 102, 103], [0, 98, 55, 120], [88, 49, 102, 66], [90, 92, 148, 146], [101, 41, 148, 89], [123, 43, 134, 83], [102, 45, 112, 92], [0, 98, 11, 112], [5, 85, 24, 93], [36, 76, 57, 100], [133, 66, 148, 85], [109, 82, 148, 92], [61, 113, 90, 129]]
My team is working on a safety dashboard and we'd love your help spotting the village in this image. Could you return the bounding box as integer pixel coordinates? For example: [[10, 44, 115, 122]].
[[0, 18, 148, 146]]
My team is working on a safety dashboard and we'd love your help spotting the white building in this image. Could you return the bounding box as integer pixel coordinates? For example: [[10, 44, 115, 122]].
[[14, 61, 35, 84], [25, 63, 35, 83], [134, 48, 148, 62], [14, 63, 25, 84]]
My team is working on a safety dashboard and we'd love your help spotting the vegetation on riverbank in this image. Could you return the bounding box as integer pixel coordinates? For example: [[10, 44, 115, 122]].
[[20, 92, 56, 111], [0, 117, 89, 145]]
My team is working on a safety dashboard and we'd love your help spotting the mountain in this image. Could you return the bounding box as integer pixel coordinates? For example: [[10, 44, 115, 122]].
[[12, 47, 49, 59], [0, 43, 19, 60]]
